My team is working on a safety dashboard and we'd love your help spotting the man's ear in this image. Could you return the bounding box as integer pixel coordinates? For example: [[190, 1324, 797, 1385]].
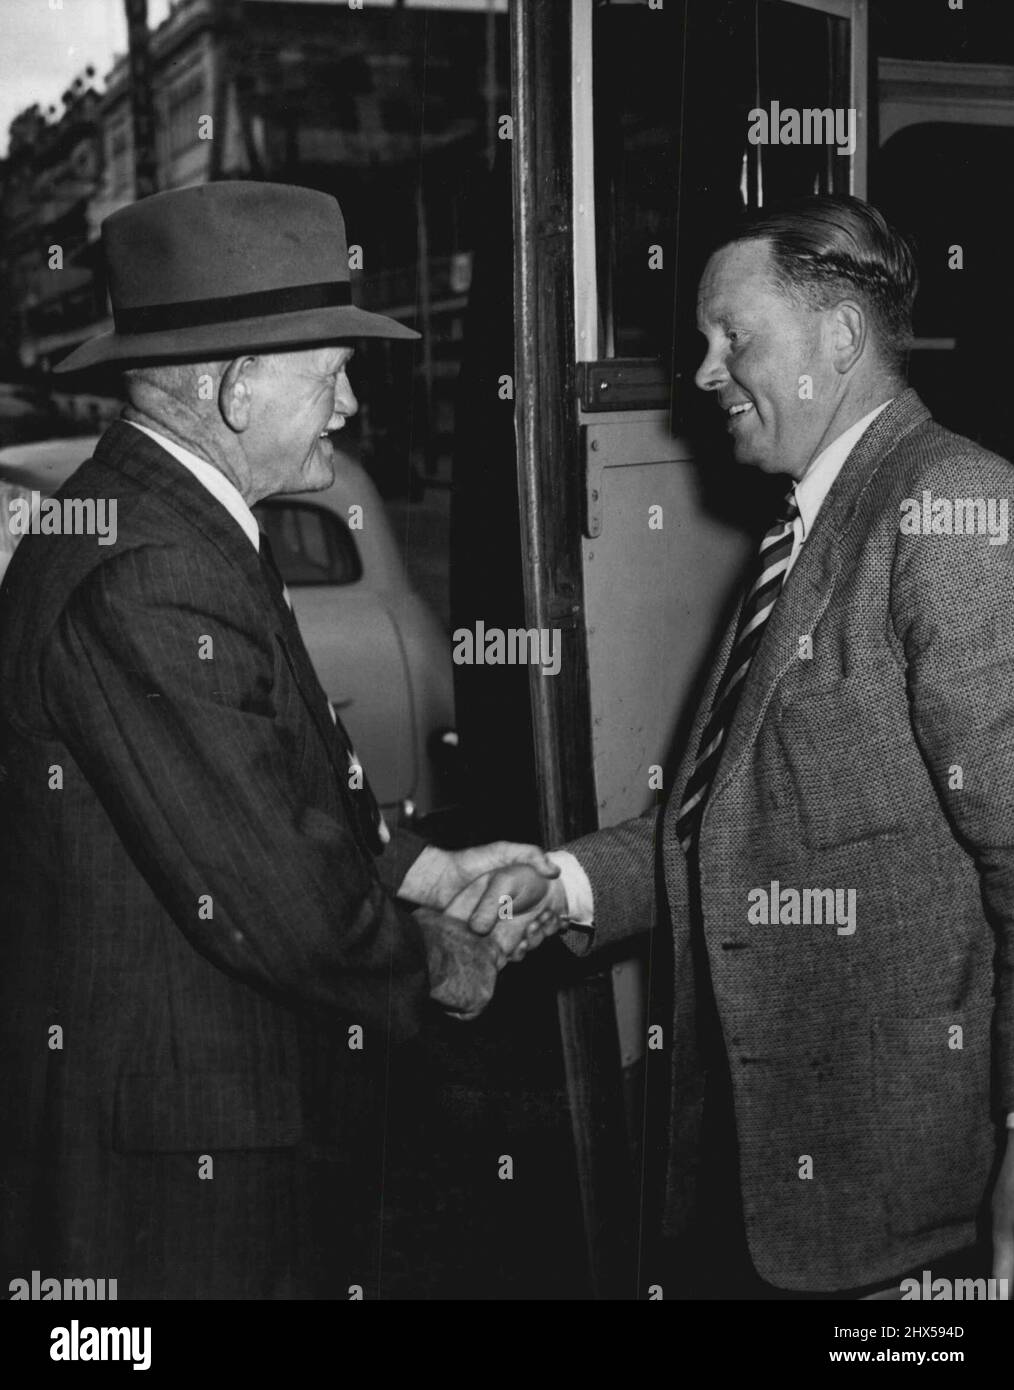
[[831, 300, 866, 375], [219, 356, 257, 432]]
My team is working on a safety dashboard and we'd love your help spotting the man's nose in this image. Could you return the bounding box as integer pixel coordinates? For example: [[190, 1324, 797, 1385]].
[[335, 375, 359, 418], [695, 343, 727, 393]]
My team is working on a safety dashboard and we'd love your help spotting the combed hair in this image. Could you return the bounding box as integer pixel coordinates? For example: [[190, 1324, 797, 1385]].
[[713, 195, 918, 374]]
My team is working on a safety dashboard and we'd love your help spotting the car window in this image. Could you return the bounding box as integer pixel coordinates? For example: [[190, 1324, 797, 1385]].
[[253, 500, 363, 587]]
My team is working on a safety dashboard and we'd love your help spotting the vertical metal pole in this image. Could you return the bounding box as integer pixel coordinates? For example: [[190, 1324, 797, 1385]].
[[485, 0, 498, 168], [415, 180, 434, 478], [510, 0, 634, 1299]]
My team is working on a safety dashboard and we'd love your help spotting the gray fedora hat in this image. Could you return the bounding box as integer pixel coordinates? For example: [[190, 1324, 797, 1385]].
[[54, 180, 419, 374]]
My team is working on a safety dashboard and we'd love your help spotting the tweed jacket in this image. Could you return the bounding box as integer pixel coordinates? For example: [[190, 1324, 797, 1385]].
[[566, 390, 1014, 1291], [0, 420, 429, 1298]]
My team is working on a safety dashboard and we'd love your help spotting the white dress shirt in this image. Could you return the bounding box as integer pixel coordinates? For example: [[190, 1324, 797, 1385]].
[[787, 400, 891, 577], [550, 400, 893, 926]]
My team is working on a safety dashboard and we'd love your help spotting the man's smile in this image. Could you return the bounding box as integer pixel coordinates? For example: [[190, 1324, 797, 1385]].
[[722, 399, 756, 430]]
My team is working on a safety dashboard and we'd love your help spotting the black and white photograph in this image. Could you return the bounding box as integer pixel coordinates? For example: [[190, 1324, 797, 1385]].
[[1, 0, 1012, 1367]]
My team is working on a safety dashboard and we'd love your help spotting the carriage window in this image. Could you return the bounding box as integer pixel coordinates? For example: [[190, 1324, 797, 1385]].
[[871, 121, 1014, 461], [253, 501, 363, 586], [590, 0, 854, 405], [591, 0, 682, 362], [671, 0, 853, 423]]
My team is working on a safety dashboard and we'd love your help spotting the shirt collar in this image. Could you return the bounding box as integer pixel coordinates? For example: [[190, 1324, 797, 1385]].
[[125, 418, 261, 552], [793, 400, 893, 539]]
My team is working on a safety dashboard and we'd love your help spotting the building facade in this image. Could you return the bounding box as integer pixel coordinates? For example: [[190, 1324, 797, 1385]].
[[0, 0, 508, 477]]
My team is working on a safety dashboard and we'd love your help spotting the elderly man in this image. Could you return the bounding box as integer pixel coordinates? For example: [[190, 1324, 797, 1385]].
[[472, 195, 1014, 1298], [0, 181, 558, 1300]]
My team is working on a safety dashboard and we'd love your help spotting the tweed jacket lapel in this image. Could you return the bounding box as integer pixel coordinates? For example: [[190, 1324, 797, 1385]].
[[702, 389, 932, 820]]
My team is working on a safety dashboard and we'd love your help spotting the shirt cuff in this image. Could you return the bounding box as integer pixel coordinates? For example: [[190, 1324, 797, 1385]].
[[547, 849, 595, 925], [393, 841, 442, 905]]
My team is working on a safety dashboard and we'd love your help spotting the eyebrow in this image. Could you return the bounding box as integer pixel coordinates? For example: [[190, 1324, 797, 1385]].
[[697, 309, 739, 330]]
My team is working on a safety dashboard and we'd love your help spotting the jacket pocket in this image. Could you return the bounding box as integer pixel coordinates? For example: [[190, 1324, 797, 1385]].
[[113, 1070, 303, 1153], [776, 669, 934, 849], [871, 1008, 996, 1239]]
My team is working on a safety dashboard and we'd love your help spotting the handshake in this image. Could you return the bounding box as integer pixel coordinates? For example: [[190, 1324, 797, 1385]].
[[402, 842, 569, 1021]]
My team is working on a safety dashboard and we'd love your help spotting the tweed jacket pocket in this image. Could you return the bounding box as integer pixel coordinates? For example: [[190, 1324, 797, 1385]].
[[777, 671, 935, 850], [870, 1008, 996, 1239], [113, 1070, 303, 1152]]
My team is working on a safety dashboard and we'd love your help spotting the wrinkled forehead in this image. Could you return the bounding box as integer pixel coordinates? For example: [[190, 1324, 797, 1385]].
[[271, 343, 355, 375]]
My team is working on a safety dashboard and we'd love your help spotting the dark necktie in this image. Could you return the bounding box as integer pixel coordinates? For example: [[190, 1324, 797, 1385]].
[[674, 491, 800, 851], [258, 531, 388, 854], [257, 530, 292, 614]]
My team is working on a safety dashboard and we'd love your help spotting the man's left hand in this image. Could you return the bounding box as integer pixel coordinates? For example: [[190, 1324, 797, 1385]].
[[415, 907, 501, 1021]]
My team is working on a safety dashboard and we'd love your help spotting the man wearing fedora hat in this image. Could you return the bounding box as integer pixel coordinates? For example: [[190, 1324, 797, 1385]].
[[0, 181, 562, 1299]]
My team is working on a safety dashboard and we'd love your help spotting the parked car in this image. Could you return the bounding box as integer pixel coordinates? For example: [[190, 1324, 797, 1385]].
[[0, 435, 456, 822]]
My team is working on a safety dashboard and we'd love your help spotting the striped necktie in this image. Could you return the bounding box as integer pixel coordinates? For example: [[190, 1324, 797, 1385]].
[[674, 490, 800, 852]]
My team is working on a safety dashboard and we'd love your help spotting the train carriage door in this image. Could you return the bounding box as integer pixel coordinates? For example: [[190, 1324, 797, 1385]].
[[510, 0, 868, 1296]]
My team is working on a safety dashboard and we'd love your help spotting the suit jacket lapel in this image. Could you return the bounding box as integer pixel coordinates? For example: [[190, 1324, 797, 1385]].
[[96, 420, 353, 788], [704, 389, 931, 815], [96, 419, 264, 589]]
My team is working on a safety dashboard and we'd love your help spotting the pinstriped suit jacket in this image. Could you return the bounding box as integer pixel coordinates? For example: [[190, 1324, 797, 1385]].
[[565, 390, 1014, 1292], [0, 420, 429, 1298]]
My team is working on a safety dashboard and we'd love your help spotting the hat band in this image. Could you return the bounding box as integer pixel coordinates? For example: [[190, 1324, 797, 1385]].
[[114, 280, 353, 335]]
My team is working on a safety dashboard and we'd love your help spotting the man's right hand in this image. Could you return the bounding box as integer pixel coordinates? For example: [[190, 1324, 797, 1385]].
[[452, 865, 568, 961], [415, 906, 501, 1021]]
